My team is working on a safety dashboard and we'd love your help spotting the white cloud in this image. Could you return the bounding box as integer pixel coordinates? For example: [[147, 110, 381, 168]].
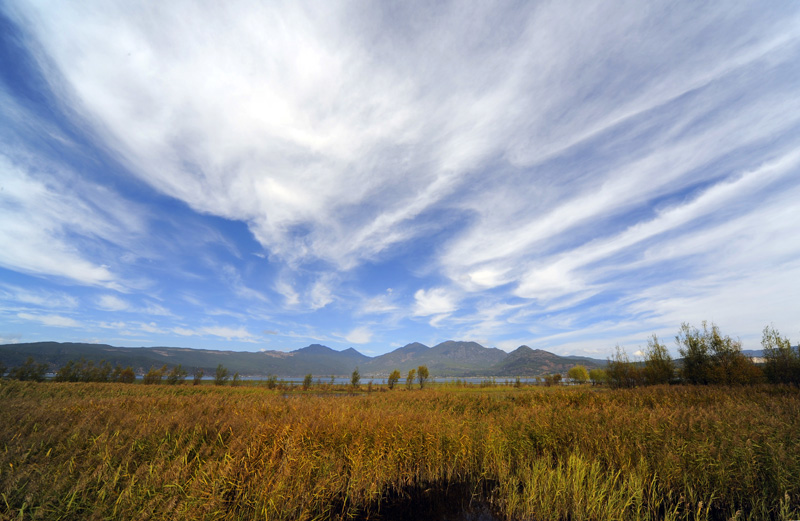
[[200, 326, 255, 341], [97, 295, 130, 311], [16, 312, 81, 328], [3, 1, 799, 355], [413, 288, 458, 317], [360, 289, 398, 315], [15, 1, 795, 276], [274, 278, 300, 307], [345, 326, 372, 344], [309, 278, 334, 310], [0, 284, 79, 310], [172, 324, 256, 342]]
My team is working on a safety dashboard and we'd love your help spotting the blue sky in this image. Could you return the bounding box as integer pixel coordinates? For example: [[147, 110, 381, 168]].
[[1, 1, 799, 357]]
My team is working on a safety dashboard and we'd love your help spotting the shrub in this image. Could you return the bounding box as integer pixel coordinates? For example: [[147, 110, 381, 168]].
[[9, 357, 48, 382], [405, 368, 416, 390], [118, 366, 136, 384], [677, 322, 762, 385], [143, 365, 166, 385], [643, 334, 674, 385], [214, 364, 230, 386], [567, 365, 589, 384], [193, 369, 204, 385], [303, 373, 313, 390], [417, 365, 429, 389], [606, 346, 641, 388], [543, 373, 562, 386], [588, 368, 607, 386], [351, 367, 360, 389], [762, 325, 800, 385], [387, 369, 401, 390], [166, 364, 188, 385]]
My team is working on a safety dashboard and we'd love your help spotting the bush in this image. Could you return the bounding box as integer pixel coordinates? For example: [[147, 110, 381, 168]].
[[214, 364, 230, 386], [166, 365, 188, 385], [351, 368, 360, 389], [417, 365, 429, 389], [762, 325, 800, 385], [118, 366, 136, 384], [143, 365, 166, 385], [677, 322, 762, 385], [387, 370, 401, 390], [9, 357, 48, 382], [543, 373, 562, 386], [606, 346, 641, 388], [588, 368, 607, 386], [303, 373, 313, 390], [193, 369, 204, 385], [405, 368, 416, 390], [643, 334, 674, 385], [567, 365, 589, 384]]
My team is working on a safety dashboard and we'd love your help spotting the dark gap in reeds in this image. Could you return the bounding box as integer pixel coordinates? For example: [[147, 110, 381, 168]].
[[349, 481, 501, 521]]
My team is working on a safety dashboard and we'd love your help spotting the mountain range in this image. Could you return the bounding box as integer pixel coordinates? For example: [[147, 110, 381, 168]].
[[0, 340, 607, 377]]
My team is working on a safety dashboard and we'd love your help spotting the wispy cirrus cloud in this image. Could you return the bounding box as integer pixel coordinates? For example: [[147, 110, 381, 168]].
[[17, 312, 81, 328], [1, 1, 798, 354]]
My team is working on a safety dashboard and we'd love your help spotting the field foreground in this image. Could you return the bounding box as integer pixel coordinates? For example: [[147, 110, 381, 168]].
[[1, 382, 799, 520]]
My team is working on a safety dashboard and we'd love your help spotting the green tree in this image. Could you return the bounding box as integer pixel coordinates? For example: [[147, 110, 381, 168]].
[[589, 368, 607, 386], [54, 360, 78, 382], [762, 325, 800, 385], [0, 360, 6, 378], [193, 369, 204, 385], [143, 365, 166, 385], [567, 365, 589, 384], [678, 322, 761, 385], [214, 364, 230, 386], [387, 369, 401, 390], [232, 372, 241, 386], [643, 334, 674, 385], [303, 373, 313, 390], [417, 365, 429, 389], [118, 366, 136, 384], [543, 373, 562, 386], [607, 345, 641, 388], [351, 367, 361, 388], [9, 357, 48, 382], [166, 364, 188, 385], [406, 368, 416, 390], [677, 323, 711, 384]]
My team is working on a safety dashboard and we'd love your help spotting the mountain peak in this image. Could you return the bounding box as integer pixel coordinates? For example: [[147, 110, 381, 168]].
[[294, 344, 335, 355]]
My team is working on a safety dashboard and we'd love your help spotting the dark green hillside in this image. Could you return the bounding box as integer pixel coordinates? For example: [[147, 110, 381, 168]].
[[0, 342, 368, 377], [0, 340, 608, 378], [485, 345, 604, 376]]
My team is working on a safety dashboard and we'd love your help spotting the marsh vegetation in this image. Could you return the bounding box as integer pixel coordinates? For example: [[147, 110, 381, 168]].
[[1, 381, 798, 520]]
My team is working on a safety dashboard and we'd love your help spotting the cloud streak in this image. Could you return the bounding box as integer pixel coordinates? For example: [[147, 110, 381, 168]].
[[1, 0, 798, 354]]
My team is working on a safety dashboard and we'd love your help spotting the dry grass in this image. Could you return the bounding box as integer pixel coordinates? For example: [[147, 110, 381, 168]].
[[1, 382, 798, 520]]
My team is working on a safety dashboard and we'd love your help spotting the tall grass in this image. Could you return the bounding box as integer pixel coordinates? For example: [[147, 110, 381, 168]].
[[1, 382, 798, 520]]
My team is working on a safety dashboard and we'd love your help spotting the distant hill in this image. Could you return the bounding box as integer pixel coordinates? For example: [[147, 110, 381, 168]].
[[486, 345, 604, 376], [364, 340, 508, 376], [0, 340, 607, 377], [0, 342, 369, 377]]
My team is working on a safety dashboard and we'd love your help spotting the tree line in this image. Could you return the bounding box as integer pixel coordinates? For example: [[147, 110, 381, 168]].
[[578, 322, 799, 388], [2, 323, 797, 387]]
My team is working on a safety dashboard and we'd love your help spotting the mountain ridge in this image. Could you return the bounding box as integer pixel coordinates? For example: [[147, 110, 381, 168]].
[[0, 340, 606, 377]]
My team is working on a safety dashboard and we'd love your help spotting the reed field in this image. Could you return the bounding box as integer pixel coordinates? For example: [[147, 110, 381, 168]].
[[1, 381, 798, 521]]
